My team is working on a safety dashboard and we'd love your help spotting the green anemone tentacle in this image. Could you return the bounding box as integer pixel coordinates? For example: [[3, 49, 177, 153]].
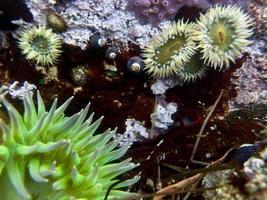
[[0, 88, 139, 200]]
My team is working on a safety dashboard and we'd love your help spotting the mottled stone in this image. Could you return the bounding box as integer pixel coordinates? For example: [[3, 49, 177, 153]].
[[229, 40, 267, 110], [25, 0, 165, 49], [246, 0, 267, 40]]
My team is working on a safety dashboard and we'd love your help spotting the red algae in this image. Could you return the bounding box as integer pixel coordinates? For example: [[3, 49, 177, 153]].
[[0, 39, 154, 133], [0, 37, 264, 191], [0, 33, 265, 197], [127, 55, 265, 193], [0, 1, 266, 199]]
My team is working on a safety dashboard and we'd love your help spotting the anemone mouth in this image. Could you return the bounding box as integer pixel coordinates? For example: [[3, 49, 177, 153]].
[[156, 35, 187, 65], [30, 35, 50, 55], [194, 5, 253, 70], [18, 26, 62, 66], [176, 53, 208, 83], [209, 18, 235, 51], [142, 20, 196, 78]]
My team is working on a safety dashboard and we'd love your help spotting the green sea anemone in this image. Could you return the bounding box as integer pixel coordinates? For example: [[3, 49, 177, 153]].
[[176, 53, 208, 83], [0, 87, 139, 199], [194, 5, 253, 70], [18, 26, 62, 66], [142, 20, 196, 78]]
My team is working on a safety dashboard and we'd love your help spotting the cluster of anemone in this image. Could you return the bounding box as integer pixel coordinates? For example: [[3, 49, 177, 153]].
[[126, 0, 243, 25], [18, 26, 62, 66], [0, 87, 139, 199], [142, 5, 253, 82]]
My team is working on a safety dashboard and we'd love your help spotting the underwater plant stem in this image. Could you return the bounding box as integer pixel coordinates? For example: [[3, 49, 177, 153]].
[[190, 90, 224, 165], [142, 185, 222, 199], [183, 178, 200, 200], [150, 98, 158, 139], [153, 148, 234, 200], [165, 163, 234, 182]]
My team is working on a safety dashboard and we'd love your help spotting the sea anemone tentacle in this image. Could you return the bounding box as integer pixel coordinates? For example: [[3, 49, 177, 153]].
[[142, 20, 197, 78], [176, 53, 208, 83], [18, 26, 62, 66], [0, 88, 139, 200], [193, 5, 253, 70]]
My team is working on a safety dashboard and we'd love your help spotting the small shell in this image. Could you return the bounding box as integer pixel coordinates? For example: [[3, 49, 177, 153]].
[[127, 56, 145, 73], [71, 65, 88, 86], [47, 12, 67, 32], [105, 47, 117, 60], [0, 32, 9, 49], [89, 33, 105, 48]]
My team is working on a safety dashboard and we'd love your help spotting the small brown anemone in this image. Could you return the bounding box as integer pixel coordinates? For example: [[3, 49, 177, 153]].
[[176, 52, 208, 83]]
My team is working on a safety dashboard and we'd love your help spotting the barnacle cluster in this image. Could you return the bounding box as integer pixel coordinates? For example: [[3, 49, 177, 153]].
[[142, 5, 253, 82], [126, 0, 183, 25], [203, 145, 267, 200], [18, 26, 62, 66], [71, 64, 89, 86], [0, 87, 139, 199], [127, 0, 243, 25]]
